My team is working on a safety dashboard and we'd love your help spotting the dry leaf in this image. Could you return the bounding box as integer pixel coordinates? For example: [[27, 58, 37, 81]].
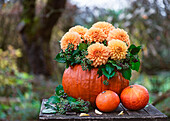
[[95, 109, 103, 115], [118, 111, 124, 115], [79, 113, 90, 117]]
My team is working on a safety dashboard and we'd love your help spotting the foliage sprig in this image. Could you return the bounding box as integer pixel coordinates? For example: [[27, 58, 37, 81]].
[[44, 85, 90, 114]]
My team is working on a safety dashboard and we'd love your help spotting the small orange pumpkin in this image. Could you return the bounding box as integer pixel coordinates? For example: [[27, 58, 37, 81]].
[[62, 65, 129, 106], [96, 90, 120, 112], [120, 85, 149, 110]]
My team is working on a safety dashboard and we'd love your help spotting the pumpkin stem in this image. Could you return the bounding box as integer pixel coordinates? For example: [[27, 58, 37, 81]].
[[102, 91, 106, 94], [130, 85, 133, 88]]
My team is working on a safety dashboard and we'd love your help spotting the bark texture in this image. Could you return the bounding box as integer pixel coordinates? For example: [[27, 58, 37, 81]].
[[19, 0, 66, 76]]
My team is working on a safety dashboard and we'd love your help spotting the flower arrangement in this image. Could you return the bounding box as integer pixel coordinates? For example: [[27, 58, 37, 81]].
[[55, 21, 141, 80]]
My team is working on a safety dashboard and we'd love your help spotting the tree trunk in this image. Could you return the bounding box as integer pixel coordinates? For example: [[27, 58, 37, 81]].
[[19, 0, 66, 76], [21, 34, 52, 76]]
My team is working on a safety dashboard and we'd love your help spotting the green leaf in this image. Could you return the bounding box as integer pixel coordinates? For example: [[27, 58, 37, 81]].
[[102, 68, 111, 79], [55, 85, 64, 96], [54, 53, 66, 63], [48, 96, 60, 104], [68, 56, 75, 62], [72, 48, 79, 56], [131, 46, 141, 55], [110, 71, 116, 78], [67, 96, 77, 102], [111, 63, 122, 70], [71, 61, 75, 66], [131, 61, 140, 71], [121, 68, 131, 80], [128, 44, 141, 55], [65, 62, 70, 68], [44, 101, 58, 110], [42, 108, 57, 114], [100, 65, 116, 79], [79, 43, 88, 50], [108, 60, 122, 70], [105, 64, 114, 74], [128, 44, 136, 51]]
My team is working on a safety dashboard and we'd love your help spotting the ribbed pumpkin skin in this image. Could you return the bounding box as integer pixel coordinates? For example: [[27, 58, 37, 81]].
[[120, 85, 149, 110], [62, 65, 129, 106]]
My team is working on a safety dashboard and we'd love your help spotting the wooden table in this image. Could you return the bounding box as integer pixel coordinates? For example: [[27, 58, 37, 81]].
[[39, 99, 167, 121]]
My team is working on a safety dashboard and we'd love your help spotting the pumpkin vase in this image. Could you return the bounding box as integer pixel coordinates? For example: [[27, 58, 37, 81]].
[[62, 64, 129, 106]]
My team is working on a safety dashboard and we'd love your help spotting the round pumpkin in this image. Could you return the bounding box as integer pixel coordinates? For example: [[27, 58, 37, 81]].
[[120, 85, 149, 110], [62, 65, 129, 106], [96, 90, 120, 112]]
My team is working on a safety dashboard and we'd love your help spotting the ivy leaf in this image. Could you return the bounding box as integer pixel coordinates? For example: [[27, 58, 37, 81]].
[[105, 64, 114, 74], [55, 85, 64, 96], [121, 68, 131, 80], [54, 53, 66, 63], [102, 68, 110, 79], [44, 102, 58, 110], [128, 44, 141, 55], [79, 43, 88, 51], [131, 46, 141, 55], [110, 71, 116, 78], [111, 63, 122, 70], [67, 96, 77, 102], [108, 60, 122, 70], [42, 108, 57, 114], [131, 61, 140, 71], [128, 44, 136, 51], [48, 96, 60, 104]]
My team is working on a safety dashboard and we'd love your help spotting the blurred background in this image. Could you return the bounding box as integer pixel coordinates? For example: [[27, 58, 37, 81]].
[[0, 0, 169, 120]]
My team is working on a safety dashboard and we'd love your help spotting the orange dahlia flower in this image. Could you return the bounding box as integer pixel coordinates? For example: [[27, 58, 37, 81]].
[[92, 21, 115, 37], [107, 28, 130, 47], [108, 39, 128, 60], [69, 25, 88, 39], [60, 32, 81, 52], [86, 43, 110, 67], [84, 28, 107, 43]]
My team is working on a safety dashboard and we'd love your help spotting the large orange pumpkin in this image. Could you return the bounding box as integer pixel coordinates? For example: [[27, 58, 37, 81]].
[[120, 85, 149, 110], [62, 65, 129, 106]]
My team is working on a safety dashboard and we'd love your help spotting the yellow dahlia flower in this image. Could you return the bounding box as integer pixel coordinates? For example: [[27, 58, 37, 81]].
[[60, 32, 81, 52], [92, 21, 115, 37], [107, 28, 130, 47], [108, 39, 128, 60], [69, 25, 88, 39], [84, 27, 107, 43], [86, 43, 110, 67]]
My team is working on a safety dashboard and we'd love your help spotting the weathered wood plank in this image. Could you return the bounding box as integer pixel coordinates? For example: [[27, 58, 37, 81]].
[[120, 103, 150, 116], [39, 99, 168, 121], [144, 103, 166, 116], [143, 103, 168, 120]]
